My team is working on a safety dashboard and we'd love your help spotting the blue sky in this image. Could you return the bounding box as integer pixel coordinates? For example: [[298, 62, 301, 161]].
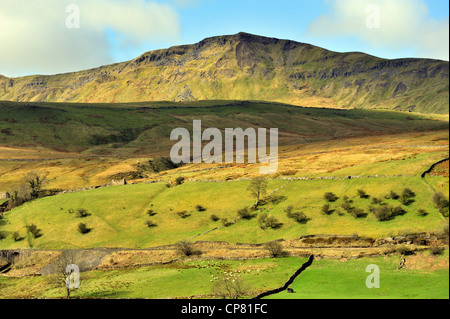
[[0, 0, 448, 77]]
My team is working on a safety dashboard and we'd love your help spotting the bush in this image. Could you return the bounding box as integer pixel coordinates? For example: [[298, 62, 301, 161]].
[[391, 206, 406, 216], [341, 201, 353, 213], [371, 197, 384, 205], [430, 245, 444, 256], [237, 207, 255, 220], [210, 214, 220, 222], [264, 241, 289, 258], [399, 188, 415, 206], [396, 245, 414, 256], [221, 218, 233, 227], [350, 208, 367, 218], [289, 211, 309, 224], [0, 232, 5, 240], [26, 224, 42, 238], [385, 190, 399, 200], [147, 209, 157, 217], [145, 220, 157, 228], [373, 206, 393, 221], [195, 205, 206, 212], [175, 176, 185, 185], [321, 204, 332, 215], [261, 216, 283, 229], [177, 211, 191, 219], [176, 240, 201, 257], [77, 223, 91, 234], [432, 192, 449, 217], [284, 205, 294, 216], [417, 209, 429, 217], [324, 192, 338, 202], [357, 189, 369, 199], [12, 231, 22, 242], [75, 208, 90, 218]]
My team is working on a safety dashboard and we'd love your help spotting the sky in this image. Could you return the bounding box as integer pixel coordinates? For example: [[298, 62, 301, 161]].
[[0, 0, 448, 77]]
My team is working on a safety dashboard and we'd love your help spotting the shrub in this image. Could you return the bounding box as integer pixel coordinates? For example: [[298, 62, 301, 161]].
[[385, 190, 399, 200], [175, 177, 185, 185], [177, 211, 191, 219], [432, 192, 449, 217], [261, 216, 283, 229], [396, 245, 414, 256], [399, 188, 415, 206], [371, 197, 384, 205], [26, 224, 42, 238], [289, 211, 309, 224], [391, 206, 406, 216], [77, 223, 91, 234], [67, 209, 75, 214], [341, 201, 353, 213], [12, 231, 22, 242], [147, 209, 157, 216], [145, 220, 157, 228], [373, 206, 393, 221], [324, 192, 338, 202], [75, 208, 90, 218], [176, 240, 201, 257], [195, 205, 206, 212], [350, 208, 367, 218], [357, 189, 369, 198], [221, 218, 233, 227], [210, 214, 220, 222], [237, 207, 255, 220], [416, 209, 428, 217], [264, 241, 289, 258], [284, 205, 294, 216], [430, 245, 444, 256], [321, 204, 332, 215], [0, 232, 5, 240]]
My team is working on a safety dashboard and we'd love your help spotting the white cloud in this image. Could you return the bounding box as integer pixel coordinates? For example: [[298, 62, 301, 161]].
[[0, 0, 181, 77], [307, 0, 449, 61]]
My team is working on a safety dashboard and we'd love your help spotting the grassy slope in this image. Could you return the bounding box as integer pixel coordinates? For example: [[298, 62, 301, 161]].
[[0, 174, 447, 249], [0, 100, 447, 154], [0, 254, 447, 299]]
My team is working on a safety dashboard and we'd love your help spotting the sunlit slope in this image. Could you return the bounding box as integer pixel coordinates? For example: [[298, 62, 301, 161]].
[[0, 33, 448, 113]]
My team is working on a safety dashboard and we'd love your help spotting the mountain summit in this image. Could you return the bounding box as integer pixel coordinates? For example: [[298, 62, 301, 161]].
[[0, 32, 448, 113]]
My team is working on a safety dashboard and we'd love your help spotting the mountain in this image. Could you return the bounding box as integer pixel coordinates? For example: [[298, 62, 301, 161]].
[[0, 32, 448, 114]]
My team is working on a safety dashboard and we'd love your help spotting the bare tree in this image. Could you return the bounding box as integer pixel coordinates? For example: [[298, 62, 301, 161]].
[[264, 241, 289, 258], [247, 176, 268, 208], [51, 250, 80, 298], [26, 173, 44, 199], [212, 273, 251, 299]]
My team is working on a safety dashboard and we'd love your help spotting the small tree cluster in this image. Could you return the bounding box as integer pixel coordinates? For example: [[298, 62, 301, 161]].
[[177, 211, 191, 219], [432, 192, 449, 217], [175, 240, 202, 257], [372, 205, 406, 221], [399, 188, 415, 206], [237, 207, 255, 220], [26, 224, 42, 238], [258, 214, 283, 229], [78, 223, 91, 234], [324, 192, 338, 202]]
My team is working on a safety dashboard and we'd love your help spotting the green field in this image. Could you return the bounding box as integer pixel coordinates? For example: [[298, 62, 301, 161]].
[[0, 254, 447, 299]]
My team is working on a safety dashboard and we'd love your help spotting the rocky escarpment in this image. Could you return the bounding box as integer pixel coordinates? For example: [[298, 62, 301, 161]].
[[0, 32, 448, 113]]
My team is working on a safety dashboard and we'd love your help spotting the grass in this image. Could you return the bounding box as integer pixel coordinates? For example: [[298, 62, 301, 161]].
[[0, 253, 447, 299]]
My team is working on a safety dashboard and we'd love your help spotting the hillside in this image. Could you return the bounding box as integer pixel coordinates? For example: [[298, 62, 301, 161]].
[[0, 33, 448, 114]]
